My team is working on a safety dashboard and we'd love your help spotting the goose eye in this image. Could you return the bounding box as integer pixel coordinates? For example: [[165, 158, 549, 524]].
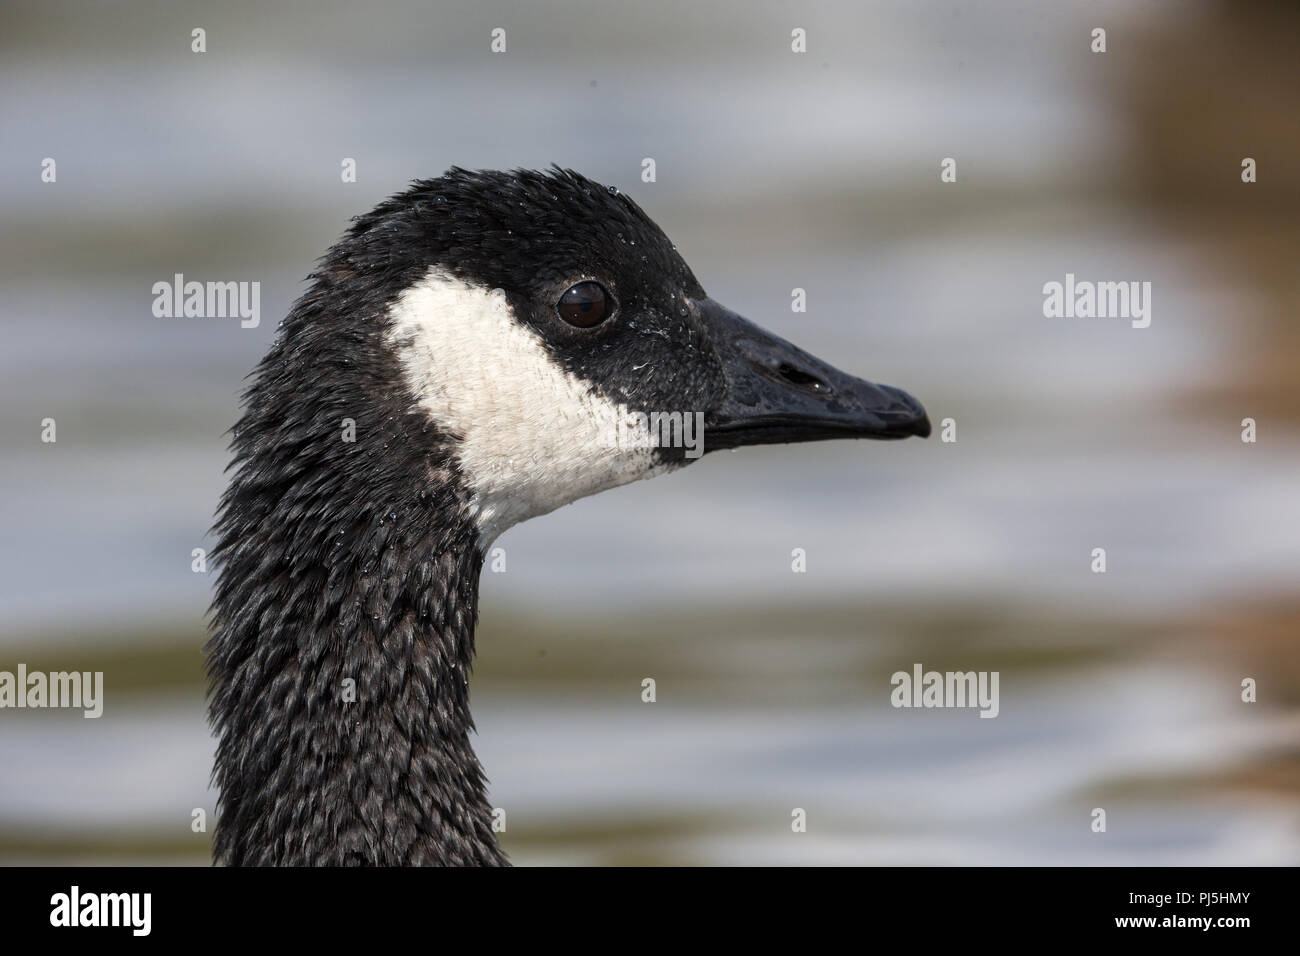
[[557, 281, 612, 328]]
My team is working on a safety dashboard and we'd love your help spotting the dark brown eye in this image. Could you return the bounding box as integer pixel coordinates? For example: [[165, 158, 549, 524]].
[[557, 281, 613, 328]]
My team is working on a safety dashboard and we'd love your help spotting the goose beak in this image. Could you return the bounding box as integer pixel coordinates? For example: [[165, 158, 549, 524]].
[[698, 298, 930, 451]]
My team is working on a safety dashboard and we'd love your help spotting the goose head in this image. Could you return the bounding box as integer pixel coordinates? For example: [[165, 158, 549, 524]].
[[373, 167, 929, 543], [210, 166, 929, 866]]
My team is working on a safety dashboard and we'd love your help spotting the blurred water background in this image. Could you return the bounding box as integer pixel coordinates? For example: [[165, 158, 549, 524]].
[[1, 0, 1298, 864]]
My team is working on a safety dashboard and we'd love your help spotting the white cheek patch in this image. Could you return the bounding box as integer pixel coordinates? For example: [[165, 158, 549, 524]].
[[386, 268, 668, 544]]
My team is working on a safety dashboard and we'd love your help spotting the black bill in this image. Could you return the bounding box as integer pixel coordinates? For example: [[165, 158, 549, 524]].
[[698, 297, 930, 452]]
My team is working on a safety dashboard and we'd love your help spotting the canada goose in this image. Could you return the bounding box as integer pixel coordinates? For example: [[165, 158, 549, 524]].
[[207, 167, 929, 866]]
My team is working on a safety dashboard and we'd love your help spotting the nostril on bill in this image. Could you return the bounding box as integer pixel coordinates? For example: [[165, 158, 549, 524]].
[[775, 362, 827, 391]]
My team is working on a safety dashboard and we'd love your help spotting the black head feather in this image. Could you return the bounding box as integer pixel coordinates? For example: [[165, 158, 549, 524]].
[[207, 165, 930, 866], [207, 168, 783, 866]]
